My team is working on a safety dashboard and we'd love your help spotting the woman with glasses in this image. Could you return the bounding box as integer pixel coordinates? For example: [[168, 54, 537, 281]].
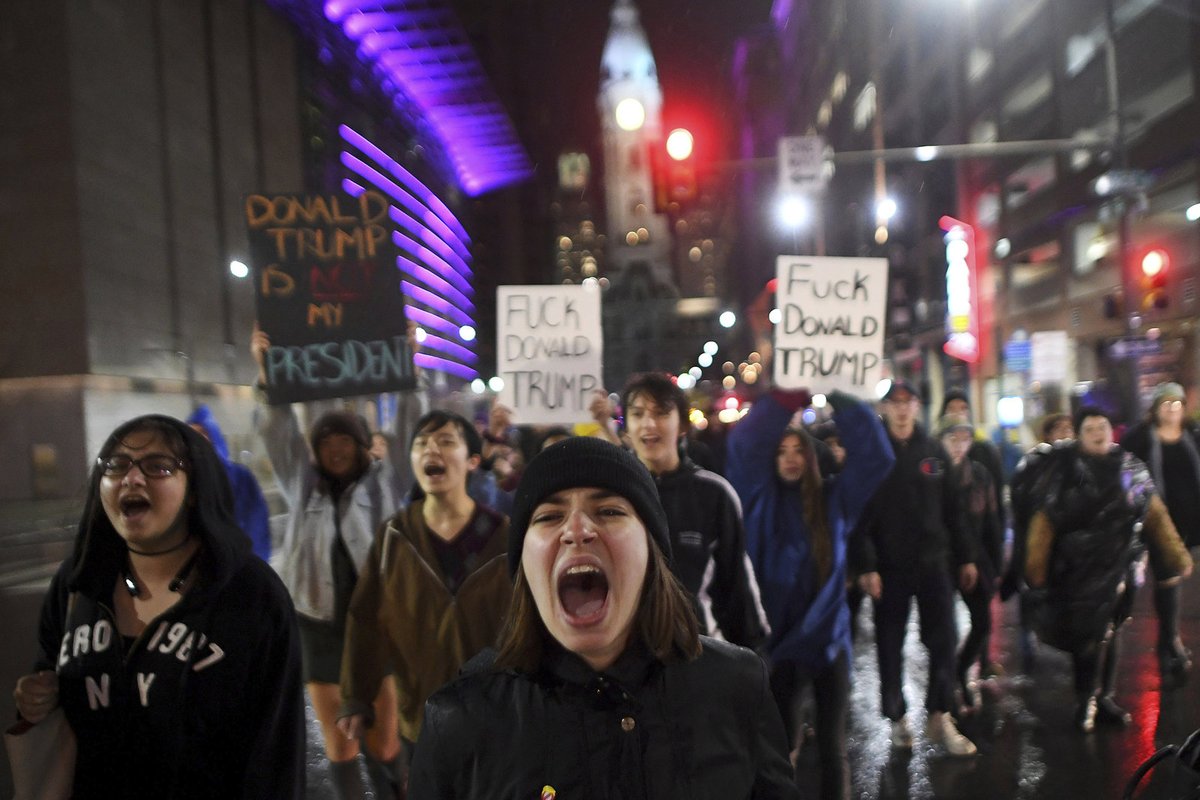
[[13, 415, 304, 798], [1121, 382, 1200, 681]]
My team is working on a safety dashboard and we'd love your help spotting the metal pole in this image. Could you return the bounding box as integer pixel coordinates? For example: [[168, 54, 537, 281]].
[[1105, 0, 1135, 323]]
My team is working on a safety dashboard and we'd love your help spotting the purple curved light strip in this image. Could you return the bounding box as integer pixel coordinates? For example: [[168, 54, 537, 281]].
[[392, 231, 473, 296], [342, 178, 472, 280], [401, 281, 472, 327], [414, 352, 477, 380], [340, 153, 468, 260], [418, 332, 478, 363], [404, 305, 460, 337], [395, 254, 475, 313], [340, 124, 470, 247]]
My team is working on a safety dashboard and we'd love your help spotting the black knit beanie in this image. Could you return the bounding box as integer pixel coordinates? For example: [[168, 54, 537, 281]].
[[309, 410, 371, 453], [507, 437, 672, 577]]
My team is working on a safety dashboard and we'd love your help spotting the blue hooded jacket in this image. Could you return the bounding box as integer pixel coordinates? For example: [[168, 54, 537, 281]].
[[727, 393, 893, 672], [187, 405, 272, 562]]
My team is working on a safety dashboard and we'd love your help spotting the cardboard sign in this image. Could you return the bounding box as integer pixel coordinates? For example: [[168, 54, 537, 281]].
[[773, 256, 888, 395], [245, 191, 415, 404], [497, 284, 603, 424]]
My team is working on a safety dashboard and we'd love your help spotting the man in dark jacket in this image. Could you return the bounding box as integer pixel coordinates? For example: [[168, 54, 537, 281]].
[[854, 381, 978, 756], [621, 373, 769, 649]]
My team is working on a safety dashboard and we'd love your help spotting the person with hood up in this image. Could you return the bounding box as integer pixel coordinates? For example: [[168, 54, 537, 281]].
[[252, 323, 427, 800], [186, 404, 271, 562], [1025, 406, 1193, 731], [726, 388, 893, 799], [1120, 381, 1200, 681], [13, 414, 304, 798], [407, 436, 800, 799]]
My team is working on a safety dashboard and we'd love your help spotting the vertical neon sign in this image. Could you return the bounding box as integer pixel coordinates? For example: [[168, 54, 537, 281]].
[[940, 215, 979, 364]]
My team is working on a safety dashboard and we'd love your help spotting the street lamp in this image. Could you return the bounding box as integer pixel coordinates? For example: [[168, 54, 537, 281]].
[[615, 98, 646, 131], [777, 195, 811, 229]]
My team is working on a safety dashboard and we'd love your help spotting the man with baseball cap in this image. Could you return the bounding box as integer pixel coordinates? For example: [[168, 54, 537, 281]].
[[852, 379, 979, 756]]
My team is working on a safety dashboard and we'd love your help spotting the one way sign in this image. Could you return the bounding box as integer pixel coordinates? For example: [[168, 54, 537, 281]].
[[779, 135, 829, 193]]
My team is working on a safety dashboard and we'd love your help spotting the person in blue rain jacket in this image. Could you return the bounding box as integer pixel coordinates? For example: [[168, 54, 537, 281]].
[[186, 405, 272, 562], [726, 389, 893, 799]]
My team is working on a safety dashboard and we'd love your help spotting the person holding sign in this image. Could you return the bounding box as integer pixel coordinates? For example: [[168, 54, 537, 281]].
[[252, 323, 427, 800], [406, 437, 800, 799], [851, 380, 979, 757], [726, 388, 893, 798], [619, 372, 769, 648], [13, 415, 304, 797]]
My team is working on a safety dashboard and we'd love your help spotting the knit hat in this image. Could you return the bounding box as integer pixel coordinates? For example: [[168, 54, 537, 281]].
[[309, 410, 371, 453], [939, 388, 970, 416], [1152, 382, 1185, 407], [507, 437, 671, 577], [937, 413, 974, 437]]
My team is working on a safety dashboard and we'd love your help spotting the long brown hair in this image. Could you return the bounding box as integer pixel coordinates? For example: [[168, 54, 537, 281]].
[[494, 538, 702, 672], [779, 427, 833, 584]]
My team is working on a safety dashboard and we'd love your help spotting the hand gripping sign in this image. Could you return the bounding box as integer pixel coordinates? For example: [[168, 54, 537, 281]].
[[773, 256, 889, 396], [497, 284, 603, 425]]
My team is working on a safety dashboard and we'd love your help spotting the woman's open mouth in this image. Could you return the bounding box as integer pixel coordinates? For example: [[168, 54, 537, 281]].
[[557, 563, 609, 625], [423, 463, 446, 478], [119, 495, 152, 521]]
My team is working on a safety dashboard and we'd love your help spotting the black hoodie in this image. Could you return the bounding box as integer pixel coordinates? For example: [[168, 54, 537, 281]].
[[32, 415, 305, 799]]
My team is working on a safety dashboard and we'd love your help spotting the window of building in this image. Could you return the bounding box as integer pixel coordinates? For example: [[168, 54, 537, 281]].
[[998, 0, 1047, 42], [853, 82, 876, 132]]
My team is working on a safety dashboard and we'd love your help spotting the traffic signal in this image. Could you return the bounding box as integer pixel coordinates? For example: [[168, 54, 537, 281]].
[[651, 127, 697, 211], [1140, 248, 1169, 311]]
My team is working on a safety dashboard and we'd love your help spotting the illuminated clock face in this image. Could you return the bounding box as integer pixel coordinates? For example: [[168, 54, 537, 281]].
[[615, 98, 646, 131]]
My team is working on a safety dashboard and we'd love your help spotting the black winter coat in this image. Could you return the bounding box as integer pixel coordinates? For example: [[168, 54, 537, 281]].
[[408, 639, 799, 800], [853, 425, 973, 577], [653, 459, 769, 649]]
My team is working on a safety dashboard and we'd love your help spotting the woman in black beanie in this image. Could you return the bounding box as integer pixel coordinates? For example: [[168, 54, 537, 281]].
[[407, 437, 799, 799]]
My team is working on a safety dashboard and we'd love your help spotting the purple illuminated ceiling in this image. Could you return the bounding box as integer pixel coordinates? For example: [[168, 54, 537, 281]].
[[269, 0, 532, 196]]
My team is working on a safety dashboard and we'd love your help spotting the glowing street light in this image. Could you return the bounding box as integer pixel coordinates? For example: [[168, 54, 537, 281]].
[[229, 259, 249, 278], [703, 340, 719, 355], [615, 98, 646, 131], [719, 311, 737, 329], [777, 195, 811, 229]]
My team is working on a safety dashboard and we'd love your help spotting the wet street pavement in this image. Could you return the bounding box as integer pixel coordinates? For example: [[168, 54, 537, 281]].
[[3, 554, 1197, 798]]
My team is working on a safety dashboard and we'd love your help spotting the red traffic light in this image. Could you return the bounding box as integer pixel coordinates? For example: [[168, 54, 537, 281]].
[[1141, 248, 1169, 278], [666, 128, 694, 161]]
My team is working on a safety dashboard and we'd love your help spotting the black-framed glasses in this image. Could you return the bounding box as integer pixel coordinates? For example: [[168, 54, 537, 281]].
[[97, 454, 187, 479]]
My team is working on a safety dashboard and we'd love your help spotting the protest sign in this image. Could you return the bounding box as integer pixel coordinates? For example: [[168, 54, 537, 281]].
[[245, 190, 415, 404], [497, 284, 603, 424], [773, 255, 888, 395]]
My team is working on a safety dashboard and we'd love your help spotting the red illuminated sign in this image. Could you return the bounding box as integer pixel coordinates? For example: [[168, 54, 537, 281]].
[[940, 215, 980, 364]]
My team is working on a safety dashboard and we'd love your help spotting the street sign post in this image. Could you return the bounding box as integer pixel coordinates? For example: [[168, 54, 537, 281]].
[[778, 135, 828, 193]]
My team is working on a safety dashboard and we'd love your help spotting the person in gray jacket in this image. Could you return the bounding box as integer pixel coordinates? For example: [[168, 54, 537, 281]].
[[252, 323, 427, 800]]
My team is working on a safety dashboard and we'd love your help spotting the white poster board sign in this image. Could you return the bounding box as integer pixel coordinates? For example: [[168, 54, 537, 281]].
[[773, 255, 889, 395], [497, 284, 603, 424], [1030, 330, 1069, 384]]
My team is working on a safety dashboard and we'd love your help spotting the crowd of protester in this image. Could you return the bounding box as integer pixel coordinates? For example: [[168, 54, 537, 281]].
[[11, 325, 1199, 798]]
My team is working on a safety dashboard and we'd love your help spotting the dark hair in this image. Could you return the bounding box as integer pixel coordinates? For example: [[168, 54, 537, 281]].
[[536, 427, 573, 452], [620, 373, 689, 433], [494, 538, 701, 672], [309, 411, 373, 486], [1073, 404, 1112, 434], [410, 410, 483, 458], [939, 389, 970, 417], [69, 415, 246, 595], [777, 428, 832, 583], [1039, 413, 1072, 443]]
